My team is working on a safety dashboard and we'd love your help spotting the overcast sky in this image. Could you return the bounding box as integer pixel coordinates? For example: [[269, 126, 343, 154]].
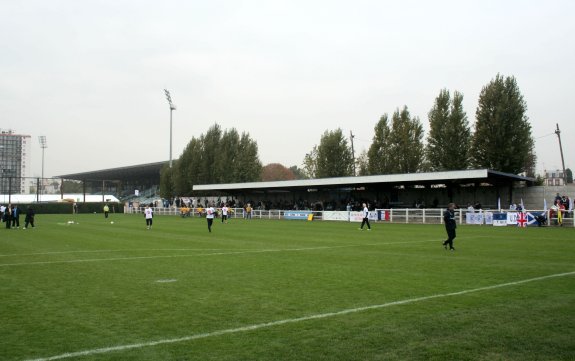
[[1, 0, 573, 178]]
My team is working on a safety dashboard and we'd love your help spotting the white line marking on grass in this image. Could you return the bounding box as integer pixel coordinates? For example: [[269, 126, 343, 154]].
[[0, 248, 253, 258], [0, 238, 477, 267], [24, 271, 575, 361], [155, 279, 177, 283]]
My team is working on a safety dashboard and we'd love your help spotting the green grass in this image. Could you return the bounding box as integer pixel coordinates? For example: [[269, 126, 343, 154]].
[[0, 214, 574, 361]]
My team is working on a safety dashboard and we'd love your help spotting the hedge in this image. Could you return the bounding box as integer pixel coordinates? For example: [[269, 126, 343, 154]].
[[8, 202, 123, 214]]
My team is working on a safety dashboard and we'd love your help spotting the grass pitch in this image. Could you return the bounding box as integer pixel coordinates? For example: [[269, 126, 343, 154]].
[[0, 214, 574, 360]]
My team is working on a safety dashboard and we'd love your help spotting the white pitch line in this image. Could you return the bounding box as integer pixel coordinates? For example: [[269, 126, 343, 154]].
[[24, 271, 575, 361], [0, 248, 255, 258], [0, 239, 446, 267]]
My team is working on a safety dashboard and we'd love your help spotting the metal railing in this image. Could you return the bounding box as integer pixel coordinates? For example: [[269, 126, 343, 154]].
[[125, 206, 573, 227]]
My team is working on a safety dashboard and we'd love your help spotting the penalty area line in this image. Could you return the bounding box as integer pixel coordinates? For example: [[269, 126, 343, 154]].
[[24, 270, 575, 361]]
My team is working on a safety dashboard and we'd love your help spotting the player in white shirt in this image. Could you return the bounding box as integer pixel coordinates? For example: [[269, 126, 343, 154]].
[[221, 204, 229, 223], [359, 203, 371, 230], [144, 205, 154, 230], [206, 205, 215, 232]]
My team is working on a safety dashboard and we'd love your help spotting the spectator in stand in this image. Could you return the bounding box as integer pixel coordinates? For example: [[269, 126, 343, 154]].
[[558, 201, 565, 226], [554, 193, 562, 205]]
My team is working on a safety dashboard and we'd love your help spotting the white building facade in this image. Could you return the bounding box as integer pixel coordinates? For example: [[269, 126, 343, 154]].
[[544, 169, 566, 186], [0, 129, 31, 194]]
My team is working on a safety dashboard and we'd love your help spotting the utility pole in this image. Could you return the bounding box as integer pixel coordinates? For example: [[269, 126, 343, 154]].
[[555, 123, 567, 185], [350, 131, 356, 176]]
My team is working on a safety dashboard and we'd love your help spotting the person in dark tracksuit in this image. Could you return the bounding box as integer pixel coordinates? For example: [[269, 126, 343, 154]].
[[442, 203, 457, 251], [24, 207, 35, 229], [11, 205, 20, 228]]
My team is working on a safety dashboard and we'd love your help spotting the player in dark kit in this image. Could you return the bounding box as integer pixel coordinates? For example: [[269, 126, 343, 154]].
[[442, 203, 457, 250]]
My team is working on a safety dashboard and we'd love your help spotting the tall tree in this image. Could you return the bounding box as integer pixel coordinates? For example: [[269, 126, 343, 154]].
[[261, 163, 296, 181], [302, 145, 318, 179], [159, 164, 176, 199], [356, 150, 369, 176], [163, 123, 262, 195], [367, 114, 393, 175], [426, 89, 471, 171], [471, 74, 536, 174], [233, 132, 262, 183], [289, 165, 308, 180], [389, 106, 425, 173], [315, 128, 354, 178]]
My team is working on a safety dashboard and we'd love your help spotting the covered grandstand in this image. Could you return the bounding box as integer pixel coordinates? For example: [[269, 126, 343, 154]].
[[56, 164, 533, 210]]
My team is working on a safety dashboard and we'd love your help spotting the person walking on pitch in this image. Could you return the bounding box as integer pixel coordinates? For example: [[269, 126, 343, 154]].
[[144, 204, 154, 230], [206, 204, 215, 232], [359, 203, 371, 230], [443, 203, 457, 250]]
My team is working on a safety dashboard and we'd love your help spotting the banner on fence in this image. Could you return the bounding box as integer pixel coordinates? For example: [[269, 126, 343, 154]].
[[484, 212, 493, 225], [466, 212, 484, 225], [349, 211, 378, 222], [284, 211, 313, 220], [506, 212, 518, 225], [323, 211, 350, 221], [526, 211, 545, 227], [493, 213, 507, 226]]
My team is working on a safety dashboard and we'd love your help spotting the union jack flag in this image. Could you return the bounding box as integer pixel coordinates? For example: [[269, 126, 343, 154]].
[[517, 212, 527, 228]]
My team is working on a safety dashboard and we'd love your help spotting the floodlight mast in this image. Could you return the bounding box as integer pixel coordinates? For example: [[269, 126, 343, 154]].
[[555, 123, 567, 184], [164, 89, 176, 168], [38, 136, 47, 179]]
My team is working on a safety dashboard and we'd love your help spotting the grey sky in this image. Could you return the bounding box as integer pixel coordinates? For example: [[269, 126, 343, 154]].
[[1, 0, 573, 178]]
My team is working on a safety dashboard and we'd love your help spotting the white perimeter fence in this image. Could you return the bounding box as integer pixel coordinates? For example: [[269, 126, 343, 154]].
[[126, 207, 574, 227]]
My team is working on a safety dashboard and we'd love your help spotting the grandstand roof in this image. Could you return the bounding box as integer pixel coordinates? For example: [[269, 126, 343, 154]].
[[57, 161, 167, 181], [193, 169, 534, 192]]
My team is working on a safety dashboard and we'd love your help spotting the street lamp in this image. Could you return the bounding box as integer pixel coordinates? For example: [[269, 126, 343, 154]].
[[39, 136, 47, 179], [164, 89, 176, 168]]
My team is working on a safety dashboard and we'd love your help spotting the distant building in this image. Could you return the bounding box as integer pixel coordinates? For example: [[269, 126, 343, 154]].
[[544, 169, 565, 186], [0, 129, 31, 194]]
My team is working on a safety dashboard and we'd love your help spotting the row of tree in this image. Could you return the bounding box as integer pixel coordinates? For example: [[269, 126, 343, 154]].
[[161, 74, 537, 197], [161, 124, 262, 197], [303, 74, 536, 178]]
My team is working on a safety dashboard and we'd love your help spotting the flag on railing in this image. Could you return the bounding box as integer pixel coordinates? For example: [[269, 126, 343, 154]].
[[498, 197, 501, 212], [517, 212, 527, 227], [520, 198, 525, 211], [570, 197, 574, 213]]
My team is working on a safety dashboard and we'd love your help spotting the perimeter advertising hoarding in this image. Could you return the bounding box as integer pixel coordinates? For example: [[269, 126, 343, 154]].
[[349, 211, 378, 222], [284, 211, 313, 220]]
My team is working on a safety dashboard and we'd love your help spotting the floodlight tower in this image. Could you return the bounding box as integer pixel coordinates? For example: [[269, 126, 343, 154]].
[[555, 123, 567, 184], [39, 136, 47, 179], [164, 89, 176, 168]]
